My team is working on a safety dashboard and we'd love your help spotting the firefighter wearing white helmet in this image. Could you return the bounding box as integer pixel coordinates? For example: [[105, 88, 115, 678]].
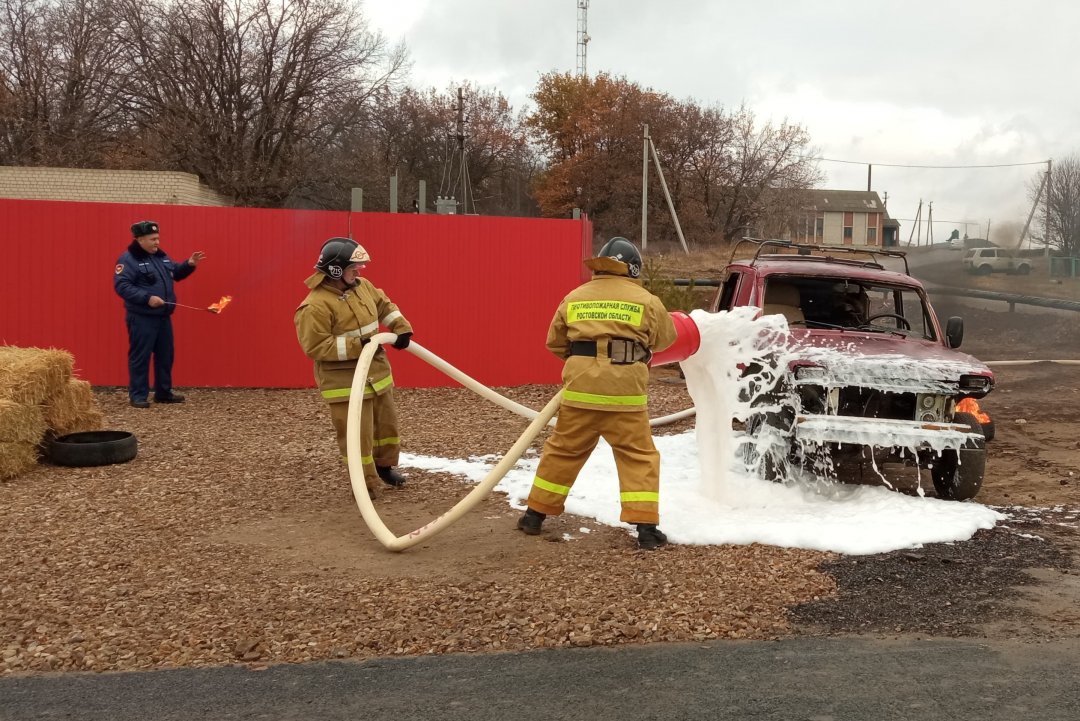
[[518, 237, 678, 550], [294, 237, 413, 497]]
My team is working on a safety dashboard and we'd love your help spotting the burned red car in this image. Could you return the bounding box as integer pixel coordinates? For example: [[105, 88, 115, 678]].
[[711, 240, 994, 500]]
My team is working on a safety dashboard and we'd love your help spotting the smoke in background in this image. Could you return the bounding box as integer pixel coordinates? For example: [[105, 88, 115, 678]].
[[989, 220, 1025, 250]]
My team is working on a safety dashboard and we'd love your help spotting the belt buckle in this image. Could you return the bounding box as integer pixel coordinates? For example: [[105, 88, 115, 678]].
[[609, 338, 629, 364]]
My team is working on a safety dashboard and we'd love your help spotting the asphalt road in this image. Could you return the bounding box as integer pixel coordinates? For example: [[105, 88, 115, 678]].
[[3, 637, 1079, 721]]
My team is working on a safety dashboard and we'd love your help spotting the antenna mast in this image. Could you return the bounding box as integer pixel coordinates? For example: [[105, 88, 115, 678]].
[[576, 1, 590, 76]]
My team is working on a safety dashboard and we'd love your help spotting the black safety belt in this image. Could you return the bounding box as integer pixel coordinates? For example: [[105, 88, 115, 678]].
[[567, 338, 651, 364]]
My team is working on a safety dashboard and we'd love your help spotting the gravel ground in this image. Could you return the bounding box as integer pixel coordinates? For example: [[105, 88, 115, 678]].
[[1, 379, 833, 674], [4, 342, 1079, 675]]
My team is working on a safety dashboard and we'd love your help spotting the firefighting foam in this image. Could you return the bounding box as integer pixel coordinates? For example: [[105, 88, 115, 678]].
[[400, 309, 1002, 554]]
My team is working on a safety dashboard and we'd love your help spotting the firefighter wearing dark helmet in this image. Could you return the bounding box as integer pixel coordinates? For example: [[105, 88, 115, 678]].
[[293, 237, 413, 498], [518, 237, 677, 550]]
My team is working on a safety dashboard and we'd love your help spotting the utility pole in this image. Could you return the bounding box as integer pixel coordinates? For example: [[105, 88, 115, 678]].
[[648, 131, 689, 253], [866, 164, 872, 192], [455, 87, 468, 214], [1045, 158, 1053, 260], [641, 124, 649, 249], [926, 201, 934, 245], [1018, 170, 1048, 250], [576, 1, 590, 77], [907, 200, 922, 247]]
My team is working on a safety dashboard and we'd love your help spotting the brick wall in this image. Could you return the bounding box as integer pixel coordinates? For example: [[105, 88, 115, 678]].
[[0, 166, 231, 206]]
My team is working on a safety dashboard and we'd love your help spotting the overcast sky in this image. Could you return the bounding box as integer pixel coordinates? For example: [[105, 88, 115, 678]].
[[364, 0, 1079, 242]]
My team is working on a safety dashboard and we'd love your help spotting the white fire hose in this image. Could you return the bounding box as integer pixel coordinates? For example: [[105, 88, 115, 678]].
[[347, 334, 561, 551], [406, 340, 696, 427], [347, 334, 695, 551]]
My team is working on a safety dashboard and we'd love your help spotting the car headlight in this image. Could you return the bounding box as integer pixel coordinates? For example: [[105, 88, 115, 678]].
[[959, 374, 992, 393], [916, 393, 944, 422], [794, 365, 827, 381]]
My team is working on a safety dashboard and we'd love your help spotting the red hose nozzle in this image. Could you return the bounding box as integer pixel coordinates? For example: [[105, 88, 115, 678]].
[[649, 311, 701, 366]]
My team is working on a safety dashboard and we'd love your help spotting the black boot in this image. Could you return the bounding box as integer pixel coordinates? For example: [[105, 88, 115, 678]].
[[154, 393, 185, 403], [376, 465, 406, 487], [517, 508, 546, 535], [636, 524, 668, 550]]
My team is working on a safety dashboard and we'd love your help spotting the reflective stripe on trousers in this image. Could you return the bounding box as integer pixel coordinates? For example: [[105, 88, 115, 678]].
[[526, 404, 660, 525], [327, 387, 401, 487]]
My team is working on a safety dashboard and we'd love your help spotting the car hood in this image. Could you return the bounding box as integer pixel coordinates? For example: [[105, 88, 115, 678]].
[[785, 329, 991, 393]]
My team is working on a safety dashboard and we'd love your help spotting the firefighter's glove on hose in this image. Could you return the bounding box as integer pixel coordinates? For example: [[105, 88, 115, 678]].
[[392, 332, 413, 350]]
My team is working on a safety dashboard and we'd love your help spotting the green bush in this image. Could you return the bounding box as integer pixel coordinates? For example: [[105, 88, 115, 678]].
[[641, 258, 713, 313]]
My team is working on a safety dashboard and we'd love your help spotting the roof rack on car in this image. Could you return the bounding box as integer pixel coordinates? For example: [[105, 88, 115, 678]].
[[728, 238, 911, 276]]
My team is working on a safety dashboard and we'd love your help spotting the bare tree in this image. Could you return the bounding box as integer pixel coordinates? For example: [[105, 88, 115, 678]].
[[708, 107, 822, 241], [114, 0, 407, 206], [314, 83, 538, 214], [1040, 155, 1080, 256], [0, 0, 125, 165]]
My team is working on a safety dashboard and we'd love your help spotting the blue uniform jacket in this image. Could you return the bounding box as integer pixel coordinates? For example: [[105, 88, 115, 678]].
[[113, 241, 196, 316]]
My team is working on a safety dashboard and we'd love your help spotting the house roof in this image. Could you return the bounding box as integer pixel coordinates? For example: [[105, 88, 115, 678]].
[[807, 190, 888, 214]]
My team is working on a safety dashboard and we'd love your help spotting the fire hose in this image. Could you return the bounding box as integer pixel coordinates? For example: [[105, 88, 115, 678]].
[[347, 314, 703, 551], [346, 333, 561, 551]]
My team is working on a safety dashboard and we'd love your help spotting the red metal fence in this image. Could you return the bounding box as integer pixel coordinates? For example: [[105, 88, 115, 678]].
[[0, 199, 592, 388]]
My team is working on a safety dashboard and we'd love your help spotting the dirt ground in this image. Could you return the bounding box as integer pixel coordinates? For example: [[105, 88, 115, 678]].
[[2, 248, 1080, 675]]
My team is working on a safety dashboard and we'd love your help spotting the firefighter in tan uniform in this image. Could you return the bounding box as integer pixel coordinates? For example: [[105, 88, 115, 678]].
[[294, 238, 413, 497], [518, 237, 677, 550]]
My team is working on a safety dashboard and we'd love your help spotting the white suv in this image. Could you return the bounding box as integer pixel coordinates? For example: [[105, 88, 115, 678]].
[[963, 247, 1032, 275]]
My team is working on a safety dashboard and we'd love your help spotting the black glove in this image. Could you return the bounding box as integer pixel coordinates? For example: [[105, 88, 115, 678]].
[[392, 332, 413, 350]]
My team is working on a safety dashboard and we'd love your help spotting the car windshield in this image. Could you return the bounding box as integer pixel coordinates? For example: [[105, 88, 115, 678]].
[[765, 276, 936, 340]]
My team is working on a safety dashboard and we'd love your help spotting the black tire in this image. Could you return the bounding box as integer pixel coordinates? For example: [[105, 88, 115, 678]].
[[45, 431, 138, 467], [932, 412, 985, 500], [982, 419, 996, 443], [1016, 265, 1031, 275], [742, 409, 795, 483], [977, 265, 993, 276]]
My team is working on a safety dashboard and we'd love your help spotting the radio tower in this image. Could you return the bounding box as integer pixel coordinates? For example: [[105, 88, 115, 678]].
[[576, 1, 590, 76]]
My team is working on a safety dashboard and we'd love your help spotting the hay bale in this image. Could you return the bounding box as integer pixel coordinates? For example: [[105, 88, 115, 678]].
[[42, 379, 101, 435], [0, 441, 38, 480], [0, 346, 73, 405], [0, 400, 47, 443], [55, 408, 105, 435]]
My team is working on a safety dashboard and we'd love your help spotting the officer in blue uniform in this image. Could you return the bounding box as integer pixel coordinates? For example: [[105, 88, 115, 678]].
[[113, 220, 206, 408]]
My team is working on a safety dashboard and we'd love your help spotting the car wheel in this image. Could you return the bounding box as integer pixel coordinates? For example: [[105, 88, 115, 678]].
[[1016, 265, 1031, 275], [977, 265, 993, 275], [45, 430, 138, 467], [931, 412, 985, 500], [743, 409, 795, 483]]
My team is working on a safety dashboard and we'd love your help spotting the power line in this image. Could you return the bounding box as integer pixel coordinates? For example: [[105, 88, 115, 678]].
[[802, 155, 1049, 169]]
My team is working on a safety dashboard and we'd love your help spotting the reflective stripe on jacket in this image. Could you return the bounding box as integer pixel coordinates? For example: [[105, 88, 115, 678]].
[[548, 273, 677, 412], [294, 272, 412, 403]]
